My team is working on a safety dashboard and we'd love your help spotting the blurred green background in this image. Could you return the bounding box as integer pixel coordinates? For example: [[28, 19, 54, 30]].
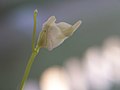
[[0, 0, 120, 90]]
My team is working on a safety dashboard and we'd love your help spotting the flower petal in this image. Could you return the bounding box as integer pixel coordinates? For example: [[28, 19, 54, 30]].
[[58, 20, 81, 37], [72, 20, 82, 33], [46, 24, 66, 50], [57, 22, 71, 32], [44, 16, 56, 26]]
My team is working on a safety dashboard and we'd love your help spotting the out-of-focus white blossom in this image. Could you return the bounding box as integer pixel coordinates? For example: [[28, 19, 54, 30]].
[[64, 58, 88, 90], [39, 66, 70, 90], [37, 16, 81, 50], [102, 37, 120, 83], [84, 47, 112, 90]]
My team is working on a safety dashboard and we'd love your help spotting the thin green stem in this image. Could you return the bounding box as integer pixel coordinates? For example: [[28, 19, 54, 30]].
[[19, 48, 40, 90], [20, 9, 40, 90], [32, 9, 38, 52]]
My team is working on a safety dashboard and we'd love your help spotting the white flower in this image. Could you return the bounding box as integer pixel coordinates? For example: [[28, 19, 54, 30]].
[[37, 16, 81, 50]]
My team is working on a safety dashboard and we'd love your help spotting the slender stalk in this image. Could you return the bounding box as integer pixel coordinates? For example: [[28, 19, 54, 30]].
[[19, 9, 39, 90], [19, 48, 40, 90], [32, 9, 38, 52]]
